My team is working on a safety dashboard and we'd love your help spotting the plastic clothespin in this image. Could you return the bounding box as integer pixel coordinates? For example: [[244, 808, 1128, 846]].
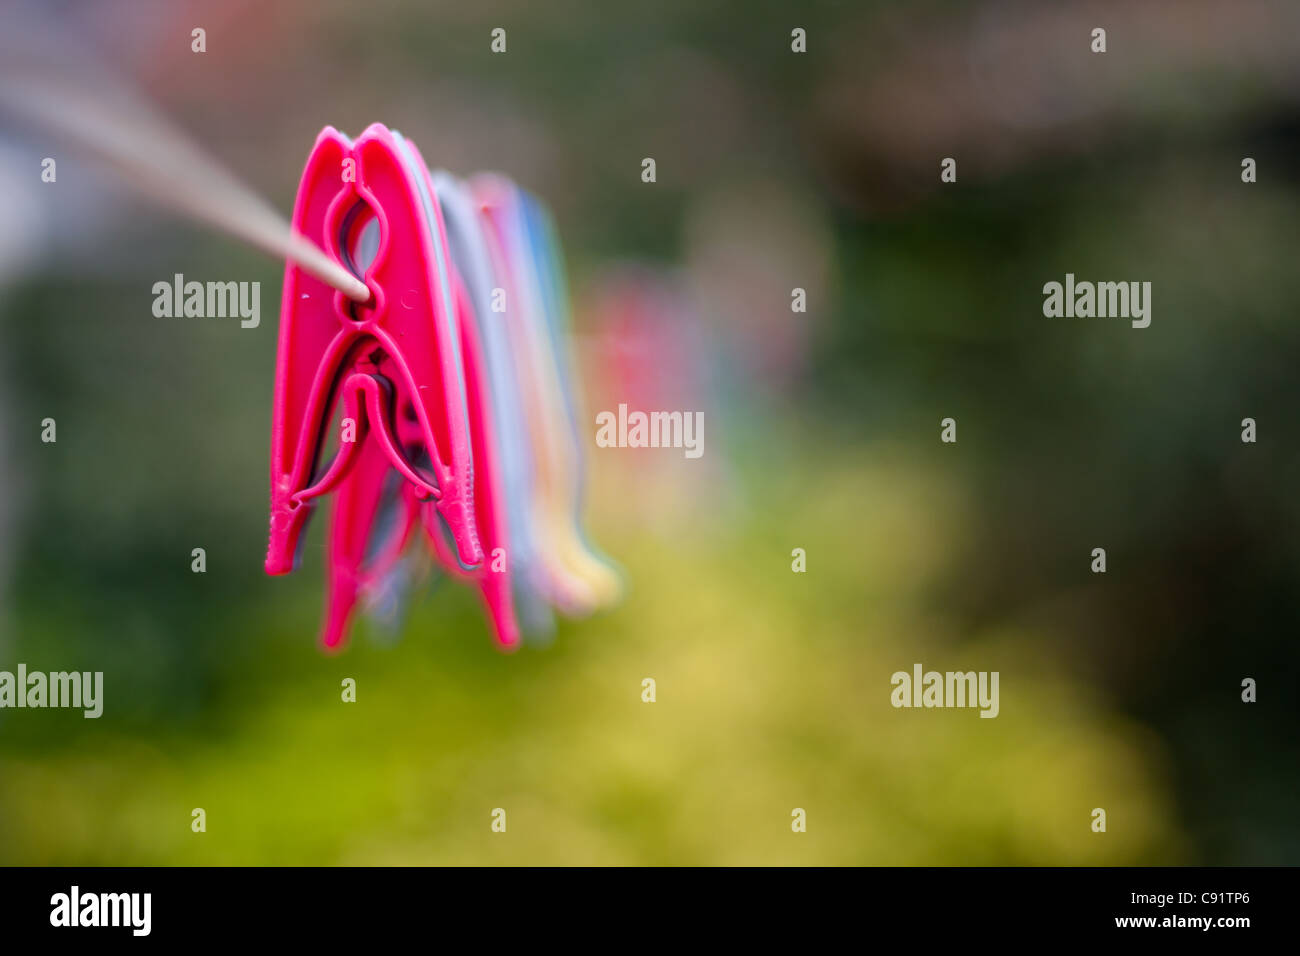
[[321, 182, 527, 651], [472, 176, 622, 616], [266, 124, 483, 648], [411, 270, 522, 648], [344, 264, 525, 650], [522, 192, 623, 610], [433, 171, 555, 637]]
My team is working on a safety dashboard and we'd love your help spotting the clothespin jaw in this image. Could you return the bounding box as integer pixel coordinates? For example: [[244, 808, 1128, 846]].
[[266, 124, 482, 581], [320, 415, 400, 652]]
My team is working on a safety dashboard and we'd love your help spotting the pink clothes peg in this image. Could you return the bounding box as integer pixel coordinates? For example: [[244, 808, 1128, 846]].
[[268, 124, 613, 652], [320, 315, 502, 652], [267, 124, 482, 610], [319, 256, 522, 650], [414, 273, 522, 649]]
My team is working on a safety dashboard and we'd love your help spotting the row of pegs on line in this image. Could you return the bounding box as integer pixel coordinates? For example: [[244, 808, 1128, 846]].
[[265, 123, 620, 651]]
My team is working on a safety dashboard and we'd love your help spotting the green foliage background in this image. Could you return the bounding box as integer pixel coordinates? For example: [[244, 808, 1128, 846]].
[[0, 0, 1296, 864]]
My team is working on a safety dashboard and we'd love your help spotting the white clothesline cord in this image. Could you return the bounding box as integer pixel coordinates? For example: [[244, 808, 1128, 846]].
[[0, 52, 370, 303]]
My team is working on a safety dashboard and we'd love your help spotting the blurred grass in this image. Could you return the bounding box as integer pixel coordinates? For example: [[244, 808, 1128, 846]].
[[0, 425, 1186, 864]]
